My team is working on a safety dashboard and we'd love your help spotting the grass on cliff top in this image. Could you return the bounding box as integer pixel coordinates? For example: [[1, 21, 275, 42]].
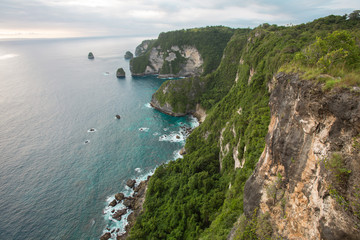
[[280, 30, 360, 91]]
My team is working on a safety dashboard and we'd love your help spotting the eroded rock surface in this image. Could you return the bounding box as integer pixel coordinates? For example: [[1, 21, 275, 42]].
[[243, 73, 360, 239]]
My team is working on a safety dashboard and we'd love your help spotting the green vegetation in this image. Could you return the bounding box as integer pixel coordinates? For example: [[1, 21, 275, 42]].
[[130, 55, 150, 74], [324, 153, 351, 184], [231, 210, 273, 240], [131, 26, 235, 76], [129, 13, 360, 239], [323, 152, 360, 222], [281, 27, 360, 90], [124, 51, 134, 60], [116, 68, 125, 78]]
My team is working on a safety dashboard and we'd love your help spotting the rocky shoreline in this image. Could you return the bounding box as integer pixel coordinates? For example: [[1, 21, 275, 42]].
[[100, 177, 150, 240], [100, 103, 202, 240]]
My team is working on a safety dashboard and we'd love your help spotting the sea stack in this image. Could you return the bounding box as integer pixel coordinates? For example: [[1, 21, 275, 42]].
[[116, 68, 126, 78], [88, 52, 94, 59], [124, 51, 134, 60]]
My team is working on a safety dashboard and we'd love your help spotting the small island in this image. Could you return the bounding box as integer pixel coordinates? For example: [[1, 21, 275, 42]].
[[88, 52, 94, 59], [124, 51, 133, 60], [116, 68, 126, 78]]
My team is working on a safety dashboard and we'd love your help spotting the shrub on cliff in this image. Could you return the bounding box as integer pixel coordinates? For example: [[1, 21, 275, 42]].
[[295, 30, 360, 71]]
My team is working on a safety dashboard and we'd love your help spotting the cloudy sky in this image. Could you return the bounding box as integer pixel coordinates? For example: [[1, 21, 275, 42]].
[[0, 0, 359, 39]]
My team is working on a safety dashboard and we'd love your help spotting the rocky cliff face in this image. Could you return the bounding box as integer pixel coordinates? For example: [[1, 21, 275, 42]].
[[132, 45, 204, 77], [135, 40, 155, 57], [243, 73, 360, 239]]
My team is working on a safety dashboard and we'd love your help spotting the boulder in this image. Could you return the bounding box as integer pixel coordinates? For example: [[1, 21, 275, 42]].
[[176, 135, 180, 139], [100, 232, 111, 240], [124, 51, 134, 60], [179, 147, 186, 155], [126, 179, 136, 188], [109, 199, 117, 207], [112, 209, 127, 220], [116, 115, 121, 119], [116, 68, 126, 78], [123, 197, 135, 209], [134, 180, 146, 194], [115, 193, 125, 201], [88, 52, 94, 59]]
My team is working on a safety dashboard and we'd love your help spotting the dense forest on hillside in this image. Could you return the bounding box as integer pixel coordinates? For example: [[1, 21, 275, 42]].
[[129, 13, 360, 239]]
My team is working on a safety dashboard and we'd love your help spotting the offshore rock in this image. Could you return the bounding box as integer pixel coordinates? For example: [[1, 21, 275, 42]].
[[112, 209, 127, 221], [117, 177, 150, 239], [99, 232, 111, 240], [243, 72, 360, 240], [109, 199, 117, 207], [126, 179, 136, 189], [88, 52, 94, 59], [116, 68, 125, 78], [123, 197, 135, 209], [115, 193, 124, 201]]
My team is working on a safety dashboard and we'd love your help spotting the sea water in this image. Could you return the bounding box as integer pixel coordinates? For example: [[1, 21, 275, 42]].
[[0, 37, 197, 239]]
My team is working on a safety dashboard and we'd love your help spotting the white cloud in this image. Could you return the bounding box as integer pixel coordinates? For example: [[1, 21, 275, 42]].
[[319, 0, 360, 10], [0, 0, 358, 39]]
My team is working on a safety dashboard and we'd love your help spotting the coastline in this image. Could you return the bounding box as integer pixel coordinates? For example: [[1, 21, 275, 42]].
[[100, 112, 200, 239]]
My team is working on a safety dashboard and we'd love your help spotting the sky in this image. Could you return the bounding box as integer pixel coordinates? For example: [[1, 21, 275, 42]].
[[0, 0, 359, 39]]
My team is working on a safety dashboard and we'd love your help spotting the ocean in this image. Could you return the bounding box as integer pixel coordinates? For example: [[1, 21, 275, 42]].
[[0, 36, 197, 239]]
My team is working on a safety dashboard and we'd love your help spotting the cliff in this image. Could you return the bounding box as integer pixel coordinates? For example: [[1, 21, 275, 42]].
[[127, 13, 360, 240], [130, 26, 235, 77], [135, 39, 156, 57], [241, 72, 360, 239]]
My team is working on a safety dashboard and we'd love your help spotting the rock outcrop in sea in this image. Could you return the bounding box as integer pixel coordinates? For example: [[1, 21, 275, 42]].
[[88, 52, 94, 59], [101, 177, 150, 239], [116, 68, 125, 78]]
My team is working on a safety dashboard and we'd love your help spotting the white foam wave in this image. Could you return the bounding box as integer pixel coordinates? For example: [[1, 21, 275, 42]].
[[102, 169, 155, 238], [103, 72, 110, 76], [173, 149, 183, 159], [0, 54, 18, 60], [188, 115, 199, 128], [159, 132, 185, 143], [144, 103, 153, 109], [139, 127, 149, 132], [101, 115, 200, 238]]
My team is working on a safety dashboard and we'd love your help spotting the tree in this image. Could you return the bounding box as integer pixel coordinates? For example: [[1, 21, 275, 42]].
[[349, 10, 360, 20]]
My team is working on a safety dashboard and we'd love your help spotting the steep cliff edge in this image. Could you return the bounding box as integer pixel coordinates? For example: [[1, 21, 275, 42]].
[[127, 14, 360, 240], [130, 27, 235, 77], [243, 72, 360, 239]]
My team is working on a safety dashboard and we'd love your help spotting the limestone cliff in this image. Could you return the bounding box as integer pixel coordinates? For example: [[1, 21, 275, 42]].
[[130, 27, 235, 77], [131, 45, 204, 77], [135, 39, 155, 57], [243, 73, 360, 240]]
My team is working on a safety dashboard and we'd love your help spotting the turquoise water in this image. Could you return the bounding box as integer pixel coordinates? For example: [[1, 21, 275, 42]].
[[0, 37, 196, 239]]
